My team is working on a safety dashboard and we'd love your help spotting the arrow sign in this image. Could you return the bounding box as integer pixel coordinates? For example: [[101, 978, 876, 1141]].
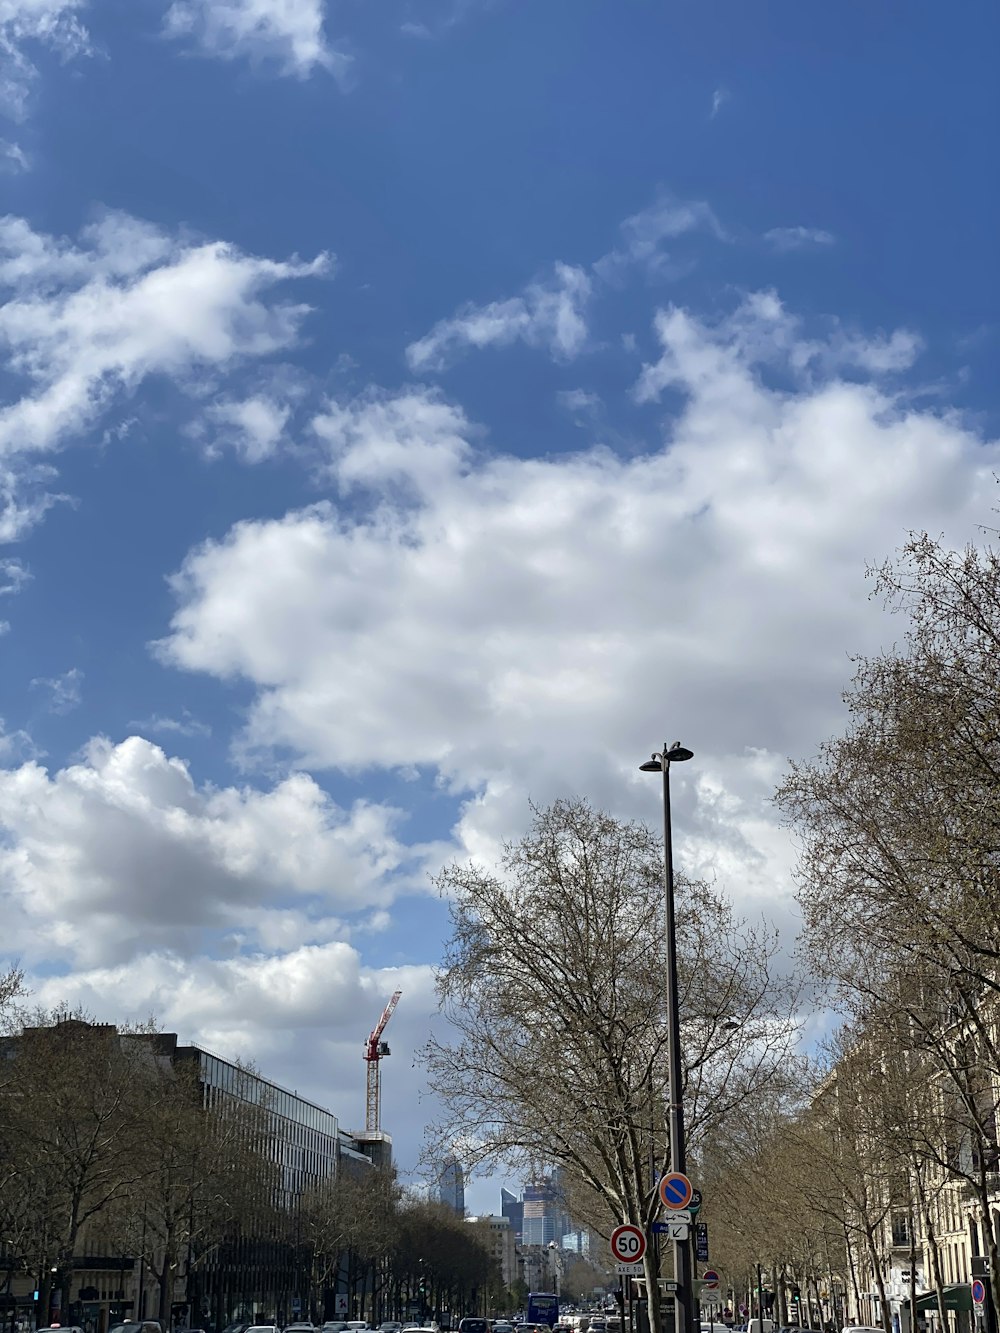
[[659, 1171, 694, 1210], [610, 1223, 647, 1264], [667, 1221, 689, 1241]]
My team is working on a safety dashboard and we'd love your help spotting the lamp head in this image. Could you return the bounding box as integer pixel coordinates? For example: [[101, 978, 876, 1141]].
[[639, 742, 693, 772]]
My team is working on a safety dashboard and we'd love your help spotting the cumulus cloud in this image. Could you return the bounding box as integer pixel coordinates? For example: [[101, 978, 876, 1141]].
[[0, 210, 329, 535], [710, 86, 729, 119], [158, 289, 998, 929], [0, 735, 422, 966], [633, 290, 920, 401], [765, 225, 837, 252], [0, 0, 90, 120], [27, 946, 439, 1152], [405, 262, 592, 372], [312, 386, 473, 496], [201, 392, 293, 462], [163, 0, 348, 80]]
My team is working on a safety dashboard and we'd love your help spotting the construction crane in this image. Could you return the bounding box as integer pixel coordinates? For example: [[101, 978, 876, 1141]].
[[364, 989, 401, 1133]]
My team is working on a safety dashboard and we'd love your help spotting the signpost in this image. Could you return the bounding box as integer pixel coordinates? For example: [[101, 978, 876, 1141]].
[[659, 1171, 694, 1211], [666, 1221, 690, 1241], [610, 1224, 647, 1266], [695, 1223, 709, 1262], [653, 1212, 692, 1230]]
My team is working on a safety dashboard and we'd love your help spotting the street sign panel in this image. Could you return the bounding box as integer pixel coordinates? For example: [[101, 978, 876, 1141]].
[[689, 1189, 703, 1214], [695, 1223, 709, 1262], [702, 1270, 721, 1292], [611, 1223, 647, 1264], [973, 1281, 986, 1306], [667, 1221, 690, 1241], [659, 1171, 694, 1210], [615, 1262, 643, 1275], [653, 1212, 692, 1230]]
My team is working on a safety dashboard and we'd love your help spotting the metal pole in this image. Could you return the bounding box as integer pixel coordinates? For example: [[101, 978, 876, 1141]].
[[661, 747, 694, 1333]]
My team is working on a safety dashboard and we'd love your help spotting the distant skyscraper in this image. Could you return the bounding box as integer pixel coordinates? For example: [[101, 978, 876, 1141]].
[[438, 1156, 466, 1214], [522, 1178, 559, 1246], [501, 1186, 524, 1239]]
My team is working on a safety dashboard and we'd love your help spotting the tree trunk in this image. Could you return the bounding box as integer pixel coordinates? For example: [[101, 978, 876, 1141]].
[[158, 1263, 171, 1324], [641, 1244, 662, 1333], [862, 1224, 891, 1333]]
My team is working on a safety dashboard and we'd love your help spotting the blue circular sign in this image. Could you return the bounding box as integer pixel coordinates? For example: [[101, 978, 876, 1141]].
[[972, 1280, 986, 1305], [659, 1171, 693, 1210]]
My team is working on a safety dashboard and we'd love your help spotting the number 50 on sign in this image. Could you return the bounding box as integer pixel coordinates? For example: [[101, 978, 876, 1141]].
[[610, 1224, 647, 1264]]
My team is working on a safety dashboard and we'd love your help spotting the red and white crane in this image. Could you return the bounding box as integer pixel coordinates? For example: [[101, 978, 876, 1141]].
[[364, 989, 401, 1133]]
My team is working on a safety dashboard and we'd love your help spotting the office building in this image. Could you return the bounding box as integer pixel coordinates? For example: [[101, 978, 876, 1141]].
[[437, 1156, 466, 1214]]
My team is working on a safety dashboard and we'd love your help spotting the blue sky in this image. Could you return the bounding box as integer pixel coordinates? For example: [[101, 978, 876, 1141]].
[[1, 0, 998, 1212]]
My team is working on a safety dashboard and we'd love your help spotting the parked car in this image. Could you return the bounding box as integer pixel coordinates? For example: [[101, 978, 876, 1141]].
[[458, 1322, 488, 1333], [285, 1324, 317, 1332], [109, 1322, 164, 1333], [323, 1324, 349, 1333], [380, 1324, 403, 1332], [245, 1325, 280, 1333]]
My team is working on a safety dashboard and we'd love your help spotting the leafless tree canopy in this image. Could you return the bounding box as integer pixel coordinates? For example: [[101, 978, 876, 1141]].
[[424, 798, 799, 1333]]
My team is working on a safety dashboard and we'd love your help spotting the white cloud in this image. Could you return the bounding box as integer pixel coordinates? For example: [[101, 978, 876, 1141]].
[[407, 191, 725, 373], [30, 664, 82, 713], [593, 192, 726, 283], [0, 138, 29, 171], [163, 0, 348, 80], [312, 385, 473, 496], [0, 0, 90, 119], [0, 555, 29, 593], [0, 735, 421, 966], [633, 290, 920, 402], [405, 262, 591, 372], [556, 388, 601, 416], [159, 291, 996, 925], [765, 225, 837, 252], [0, 210, 329, 534], [129, 710, 212, 739], [710, 86, 729, 119], [203, 392, 293, 462]]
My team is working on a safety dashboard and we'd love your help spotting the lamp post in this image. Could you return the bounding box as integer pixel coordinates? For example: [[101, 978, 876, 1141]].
[[640, 741, 694, 1333]]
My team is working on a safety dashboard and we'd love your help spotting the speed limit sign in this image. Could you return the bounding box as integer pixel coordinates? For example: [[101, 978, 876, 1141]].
[[610, 1223, 647, 1264]]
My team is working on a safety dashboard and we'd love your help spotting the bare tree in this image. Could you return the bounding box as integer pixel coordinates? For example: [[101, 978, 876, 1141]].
[[424, 798, 800, 1333], [1, 1014, 152, 1319], [776, 529, 1000, 1314]]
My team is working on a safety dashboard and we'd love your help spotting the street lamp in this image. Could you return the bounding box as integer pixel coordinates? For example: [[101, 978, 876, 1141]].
[[640, 741, 694, 1333]]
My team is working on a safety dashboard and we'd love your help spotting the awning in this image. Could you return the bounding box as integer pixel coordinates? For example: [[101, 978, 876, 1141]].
[[915, 1286, 974, 1314]]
